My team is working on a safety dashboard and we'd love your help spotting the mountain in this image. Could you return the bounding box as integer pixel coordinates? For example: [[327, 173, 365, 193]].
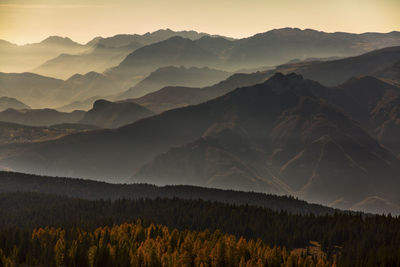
[[51, 71, 122, 104], [277, 46, 400, 86], [194, 35, 235, 58], [57, 67, 266, 113], [129, 70, 273, 113], [0, 108, 85, 126], [0, 72, 64, 107], [0, 72, 122, 108], [34, 29, 220, 79], [0, 73, 398, 212], [0, 97, 30, 111], [106, 36, 220, 86], [89, 29, 215, 47], [79, 99, 154, 128], [117, 66, 231, 99], [3, 28, 400, 77], [226, 28, 400, 69], [104, 29, 400, 89], [33, 42, 142, 79], [0, 122, 98, 145], [0, 36, 87, 73]]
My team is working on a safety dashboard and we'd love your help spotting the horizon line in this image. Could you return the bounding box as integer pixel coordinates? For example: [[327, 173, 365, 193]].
[[2, 27, 400, 46]]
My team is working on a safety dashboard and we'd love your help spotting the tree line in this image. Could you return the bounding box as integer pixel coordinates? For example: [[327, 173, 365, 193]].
[[0, 192, 399, 266], [0, 222, 333, 267]]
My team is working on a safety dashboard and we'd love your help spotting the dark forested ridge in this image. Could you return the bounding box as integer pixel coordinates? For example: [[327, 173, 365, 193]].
[[0, 171, 337, 215], [0, 192, 399, 266]]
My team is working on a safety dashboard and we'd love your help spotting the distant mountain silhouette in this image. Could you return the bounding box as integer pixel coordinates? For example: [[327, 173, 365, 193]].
[[34, 29, 219, 79], [226, 28, 400, 68], [89, 29, 215, 47], [129, 70, 273, 113], [56, 96, 102, 112], [34, 42, 142, 79], [0, 72, 122, 108], [53, 71, 122, 104], [3, 28, 400, 78], [0, 72, 64, 107], [0, 97, 30, 111], [117, 66, 231, 99], [1, 73, 398, 213], [277, 46, 400, 85], [107, 36, 220, 86], [0, 121, 98, 145], [101, 29, 400, 88], [80, 99, 154, 128], [194, 36, 235, 57], [0, 36, 87, 73], [0, 108, 84, 126], [57, 68, 266, 113]]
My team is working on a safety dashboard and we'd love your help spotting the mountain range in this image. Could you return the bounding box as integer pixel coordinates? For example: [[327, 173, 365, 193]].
[[128, 70, 273, 113], [0, 71, 121, 108], [1, 29, 400, 215], [0, 99, 154, 129], [0, 108, 85, 126], [277, 46, 400, 86], [116, 66, 231, 99], [2, 29, 400, 110], [1, 73, 399, 213], [105, 28, 400, 85], [33, 29, 215, 79]]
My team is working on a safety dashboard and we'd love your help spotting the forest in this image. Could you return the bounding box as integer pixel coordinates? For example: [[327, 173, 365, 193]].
[[0, 192, 399, 266], [0, 222, 332, 267], [0, 171, 338, 215]]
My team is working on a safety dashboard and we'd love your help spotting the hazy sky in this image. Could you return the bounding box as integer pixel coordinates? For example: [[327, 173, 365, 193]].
[[1, 0, 399, 45]]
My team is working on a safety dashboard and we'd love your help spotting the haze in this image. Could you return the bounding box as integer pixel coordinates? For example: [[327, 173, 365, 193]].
[[1, 0, 399, 45]]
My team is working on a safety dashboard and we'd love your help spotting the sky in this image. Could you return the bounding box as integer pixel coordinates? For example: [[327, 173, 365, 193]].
[[1, 0, 399, 45]]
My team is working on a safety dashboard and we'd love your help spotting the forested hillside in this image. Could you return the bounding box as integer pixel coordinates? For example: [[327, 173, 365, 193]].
[[0, 192, 399, 266], [0, 171, 336, 215], [0, 222, 332, 267]]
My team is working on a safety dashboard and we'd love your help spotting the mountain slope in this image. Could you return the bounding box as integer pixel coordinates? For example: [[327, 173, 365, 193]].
[[0, 171, 337, 215], [106, 36, 220, 86], [0, 72, 122, 108], [88, 29, 213, 47], [227, 28, 400, 69], [51, 71, 122, 104], [117, 66, 231, 99], [33, 42, 142, 79], [277, 46, 400, 85], [130, 70, 273, 113], [34, 29, 219, 79], [80, 99, 154, 128], [0, 73, 398, 212], [0, 122, 98, 145], [0, 108, 85, 126], [0, 97, 30, 111], [0, 36, 87, 73], [0, 72, 64, 108]]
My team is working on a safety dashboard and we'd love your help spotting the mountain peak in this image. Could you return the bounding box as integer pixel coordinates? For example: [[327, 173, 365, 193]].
[[41, 36, 79, 46]]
